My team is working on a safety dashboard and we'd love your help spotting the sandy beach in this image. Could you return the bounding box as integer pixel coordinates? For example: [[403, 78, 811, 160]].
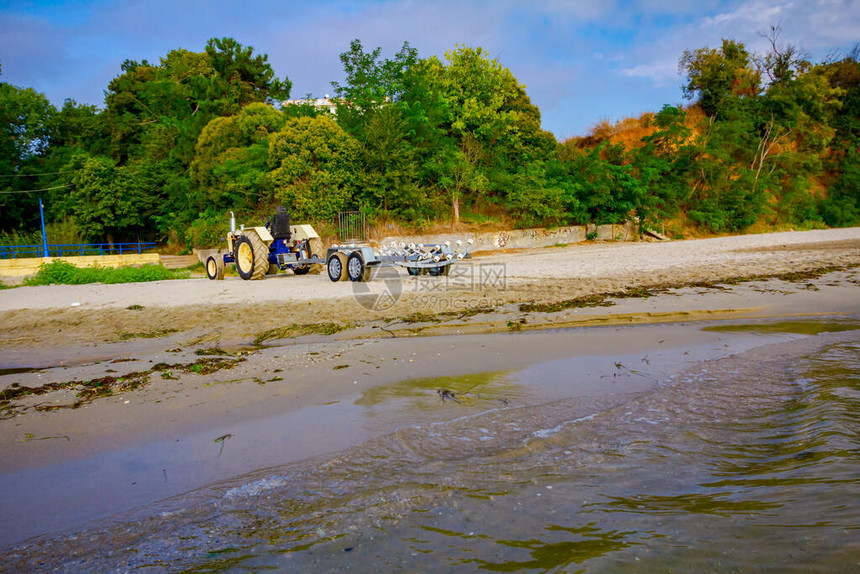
[[1, 227, 860, 554]]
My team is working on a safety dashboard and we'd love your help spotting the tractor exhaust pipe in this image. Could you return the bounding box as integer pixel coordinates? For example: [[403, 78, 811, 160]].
[[230, 212, 236, 233]]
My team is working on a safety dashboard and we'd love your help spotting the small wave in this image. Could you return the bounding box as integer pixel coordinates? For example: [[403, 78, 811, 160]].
[[223, 475, 289, 499], [531, 413, 597, 438]]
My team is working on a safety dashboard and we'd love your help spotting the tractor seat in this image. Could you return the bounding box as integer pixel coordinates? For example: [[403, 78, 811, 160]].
[[271, 206, 291, 241]]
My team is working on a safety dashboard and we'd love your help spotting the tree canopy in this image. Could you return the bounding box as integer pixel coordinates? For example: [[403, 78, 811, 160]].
[[2, 35, 858, 249]]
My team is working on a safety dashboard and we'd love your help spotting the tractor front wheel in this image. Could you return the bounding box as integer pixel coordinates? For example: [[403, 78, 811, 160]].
[[294, 238, 324, 275], [235, 232, 269, 280], [206, 255, 224, 280], [293, 244, 312, 275]]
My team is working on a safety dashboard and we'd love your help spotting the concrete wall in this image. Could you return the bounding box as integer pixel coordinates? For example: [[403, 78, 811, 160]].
[[0, 253, 161, 277], [379, 221, 638, 252], [193, 248, 222, 264]]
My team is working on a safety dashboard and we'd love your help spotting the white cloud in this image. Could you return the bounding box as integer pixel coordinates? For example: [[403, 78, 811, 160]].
[[609, 0, 860, 94], [619, 58, 682, 85], [704, 0, 790, 28]]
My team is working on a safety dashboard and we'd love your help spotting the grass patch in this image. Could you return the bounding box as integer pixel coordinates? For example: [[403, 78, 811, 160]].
[[460, 209, 501, 225], [117, 328, 179, 340], [253, 322, 349, 345], [195, 347, 232, 356], [184, 261, 205, 272], [521, 293, 617, 313], [23, 259, 190, 286]]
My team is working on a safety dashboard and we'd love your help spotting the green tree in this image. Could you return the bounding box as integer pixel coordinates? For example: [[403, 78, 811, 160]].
[[101, 38, 292, 238], [680, 39, 761, 117], [0, 83, 57, 230], [331, 39, 417, 129], [267, 116, 361, 221], [817, 46, 860, 226], [575, 144, 645, 224], [504, 161, 567, 228], [64, 154, 153, 242], [331, 40, 427, 220], [632, 105, 695, 226], [416, 46, 555, 223], [684, 97, 770, 231], [821, 148, 860, 226], [190, 102, 285, 212], [355, 105, 428, 220], [205, 37, 292, 107]]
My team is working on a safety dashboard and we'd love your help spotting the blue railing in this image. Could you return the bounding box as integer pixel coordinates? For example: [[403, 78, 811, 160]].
[[0, 243, 157, 259]]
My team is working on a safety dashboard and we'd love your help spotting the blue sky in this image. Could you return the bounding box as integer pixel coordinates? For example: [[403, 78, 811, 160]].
[[1, 0, 858, 140]]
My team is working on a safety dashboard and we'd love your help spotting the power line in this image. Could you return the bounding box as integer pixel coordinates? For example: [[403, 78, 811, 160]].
[[0, 171, 74, 178], [0, 184, 70, 194]]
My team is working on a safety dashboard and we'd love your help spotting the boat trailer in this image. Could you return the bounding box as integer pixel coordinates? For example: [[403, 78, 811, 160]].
[[324, 240, 473, 282]]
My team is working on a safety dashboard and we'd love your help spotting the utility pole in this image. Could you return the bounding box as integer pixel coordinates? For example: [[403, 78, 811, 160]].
[[39, 197, 49, 258]]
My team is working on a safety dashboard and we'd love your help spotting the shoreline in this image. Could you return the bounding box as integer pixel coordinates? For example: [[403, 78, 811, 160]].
[[2, 313, 859, 551]]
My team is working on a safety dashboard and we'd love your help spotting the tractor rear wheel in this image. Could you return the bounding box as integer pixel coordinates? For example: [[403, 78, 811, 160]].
[[206, 255, 224, 280], [235, 232, 269, 280], [308, 237, 324, 274]]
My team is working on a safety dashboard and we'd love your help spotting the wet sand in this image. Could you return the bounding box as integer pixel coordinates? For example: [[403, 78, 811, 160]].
[[1, 228, 859, 549]]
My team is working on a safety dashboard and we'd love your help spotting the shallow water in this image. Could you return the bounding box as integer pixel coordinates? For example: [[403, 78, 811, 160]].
[[5, 322, 860, 573]]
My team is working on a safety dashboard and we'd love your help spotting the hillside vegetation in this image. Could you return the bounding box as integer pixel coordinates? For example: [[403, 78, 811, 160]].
[[1, 33, 858, 250]]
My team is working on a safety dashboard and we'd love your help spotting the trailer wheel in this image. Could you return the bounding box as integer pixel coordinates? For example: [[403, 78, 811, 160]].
[[235, 232, 269, 280], [428, 264, 450, 277], [205, 255, 224, 280], [407, 266, 421, 276], [327, 252, 348, 282], [347, 251, 371, 282]]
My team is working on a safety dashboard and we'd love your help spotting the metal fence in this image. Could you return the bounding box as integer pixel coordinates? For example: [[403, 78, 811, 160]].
[[0, 243, 157, 259], [337, 211, 367, 243]]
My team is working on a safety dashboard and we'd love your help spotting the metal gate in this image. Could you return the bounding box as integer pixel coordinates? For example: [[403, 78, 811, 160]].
[[337, 211, 367, 243]]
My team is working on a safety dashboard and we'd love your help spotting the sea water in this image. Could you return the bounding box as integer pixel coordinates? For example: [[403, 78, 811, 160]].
[[4, 324, 860, 572]]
